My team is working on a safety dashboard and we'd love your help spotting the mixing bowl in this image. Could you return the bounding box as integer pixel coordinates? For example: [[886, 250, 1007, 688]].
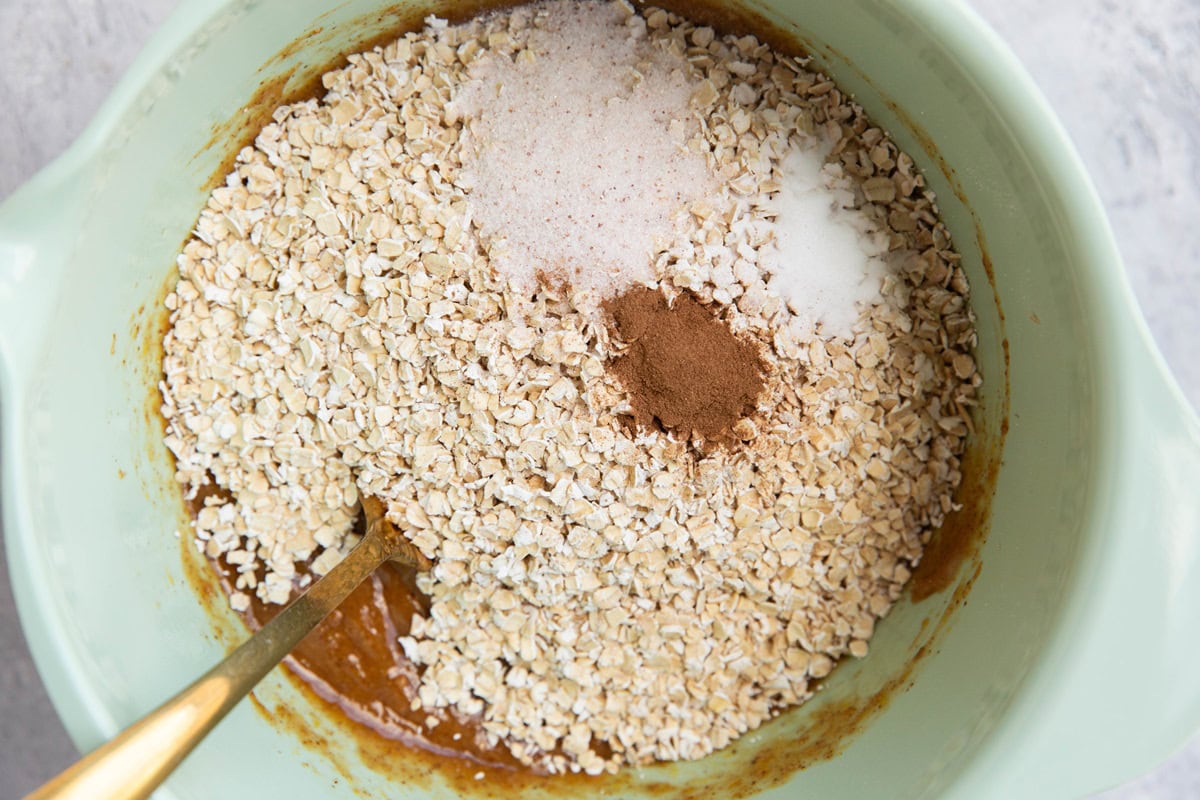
[[3, 0, 1199, 797]]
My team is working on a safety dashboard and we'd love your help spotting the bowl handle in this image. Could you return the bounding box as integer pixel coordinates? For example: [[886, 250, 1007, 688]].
[[0, 157, 89, 383], [968, 326, 1200, 799]]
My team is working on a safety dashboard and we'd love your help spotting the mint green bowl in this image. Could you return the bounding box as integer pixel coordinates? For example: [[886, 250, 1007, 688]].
[[3, 1, 1199, 798]]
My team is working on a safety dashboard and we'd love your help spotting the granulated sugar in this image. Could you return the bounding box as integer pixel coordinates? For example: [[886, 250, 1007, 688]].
[[767, 136, 889, 340], [452, 1, 714, 305]]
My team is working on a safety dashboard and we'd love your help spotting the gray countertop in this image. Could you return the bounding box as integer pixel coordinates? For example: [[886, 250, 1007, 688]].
[[1, 0, 1198, 796]]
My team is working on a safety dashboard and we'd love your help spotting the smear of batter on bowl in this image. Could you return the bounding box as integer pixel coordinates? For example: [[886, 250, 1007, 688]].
[[161, 0, 980, 777]]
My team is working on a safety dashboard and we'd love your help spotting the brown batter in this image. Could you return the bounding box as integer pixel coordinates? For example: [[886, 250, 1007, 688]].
[[195, 488, 529, 771], [216, 558, 528, 768]]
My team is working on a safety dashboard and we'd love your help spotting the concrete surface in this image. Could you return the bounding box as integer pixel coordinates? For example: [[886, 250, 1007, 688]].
[[1, 0, 1197, 796]]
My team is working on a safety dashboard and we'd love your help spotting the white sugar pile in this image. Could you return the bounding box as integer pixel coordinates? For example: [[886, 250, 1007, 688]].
[[452, 0, 714, 305], [767, 137, 890, 340]]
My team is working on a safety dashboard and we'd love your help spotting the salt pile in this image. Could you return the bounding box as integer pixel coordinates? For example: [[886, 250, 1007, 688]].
[[767, 136, 890, 340]]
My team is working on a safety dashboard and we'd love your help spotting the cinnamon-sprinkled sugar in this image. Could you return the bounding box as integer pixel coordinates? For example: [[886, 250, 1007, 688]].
[[451, 1, 715, 309]]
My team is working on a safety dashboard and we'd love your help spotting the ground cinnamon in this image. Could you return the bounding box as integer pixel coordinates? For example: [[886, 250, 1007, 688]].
[[604, 287, 766, 445]]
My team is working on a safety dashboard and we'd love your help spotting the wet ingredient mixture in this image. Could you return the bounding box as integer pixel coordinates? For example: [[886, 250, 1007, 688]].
[[163, 0, 980, 777]]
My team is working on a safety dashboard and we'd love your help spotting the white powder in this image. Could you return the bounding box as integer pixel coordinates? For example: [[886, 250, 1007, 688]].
[[766, 136, 890, 341], [452, 1, 714, 305]]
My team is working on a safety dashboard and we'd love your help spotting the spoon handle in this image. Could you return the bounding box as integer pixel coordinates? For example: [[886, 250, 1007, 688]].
[[24, 532, 394, 800]]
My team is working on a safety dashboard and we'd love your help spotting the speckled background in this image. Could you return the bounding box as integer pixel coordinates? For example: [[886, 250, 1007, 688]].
[[1, 0, 1197, 796]]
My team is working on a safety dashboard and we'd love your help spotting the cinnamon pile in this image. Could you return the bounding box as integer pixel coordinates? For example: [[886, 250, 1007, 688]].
[[604, 287, 766, 446]]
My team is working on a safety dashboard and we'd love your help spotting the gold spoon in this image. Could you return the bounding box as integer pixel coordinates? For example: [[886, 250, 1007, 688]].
[[25, 496, 431, 800]]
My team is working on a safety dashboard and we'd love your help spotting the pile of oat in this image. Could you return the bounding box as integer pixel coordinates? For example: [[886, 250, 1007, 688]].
[[161, 0, 979, 776]]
